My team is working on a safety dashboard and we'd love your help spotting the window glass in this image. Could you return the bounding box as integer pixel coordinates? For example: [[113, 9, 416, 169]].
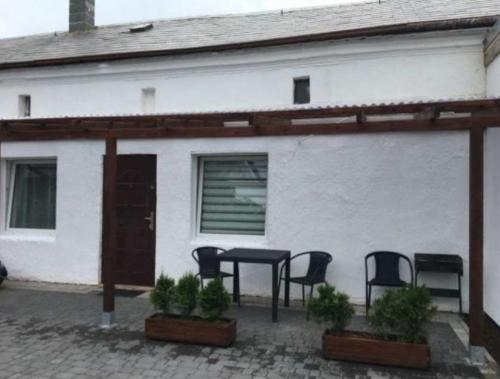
[[294, 77, 310, 104], [10, 162, 57, 229]]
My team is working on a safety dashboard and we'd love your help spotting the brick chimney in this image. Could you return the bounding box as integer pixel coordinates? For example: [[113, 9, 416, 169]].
[[69, 0, 95, 32]]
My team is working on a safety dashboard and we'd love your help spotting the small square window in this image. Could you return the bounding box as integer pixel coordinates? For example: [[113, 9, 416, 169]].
[[18, 95, 31, 117], [294, 77, 310, 105], [8, 160, 57, 230], [198, 156, 268, 236]]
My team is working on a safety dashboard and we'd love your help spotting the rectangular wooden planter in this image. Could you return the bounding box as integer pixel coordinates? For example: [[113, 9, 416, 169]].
[[322, 332, 431, 369], [145, 313, 236, 347]]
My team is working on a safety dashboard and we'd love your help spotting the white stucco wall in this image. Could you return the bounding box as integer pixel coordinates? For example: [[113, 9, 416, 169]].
[[117, 132, 470, 310], [0, 132, 471, 310], [0, 141, 105, 284], [486, 54, 500, 96], [0, 30, 487, 118], [0, 29, 491, 313]]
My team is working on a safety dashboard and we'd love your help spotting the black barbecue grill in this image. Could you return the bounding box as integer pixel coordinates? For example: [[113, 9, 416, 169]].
[[414, 253, 463, 313]]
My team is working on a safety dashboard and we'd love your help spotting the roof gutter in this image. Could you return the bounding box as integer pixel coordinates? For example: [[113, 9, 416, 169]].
[[0, 16, 497, 71]]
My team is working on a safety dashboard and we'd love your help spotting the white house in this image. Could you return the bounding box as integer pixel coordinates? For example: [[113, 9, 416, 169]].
[[1, 0, 500, 347]]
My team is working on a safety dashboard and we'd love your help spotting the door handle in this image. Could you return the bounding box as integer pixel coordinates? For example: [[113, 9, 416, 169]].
[[144, 211, 155, 231]]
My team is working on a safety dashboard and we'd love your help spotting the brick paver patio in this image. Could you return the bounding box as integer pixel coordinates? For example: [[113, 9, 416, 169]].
[[0, 282, 496, 379]]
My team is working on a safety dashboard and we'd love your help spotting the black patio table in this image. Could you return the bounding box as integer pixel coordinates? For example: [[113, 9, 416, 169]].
[[217, 248, 291, 322]]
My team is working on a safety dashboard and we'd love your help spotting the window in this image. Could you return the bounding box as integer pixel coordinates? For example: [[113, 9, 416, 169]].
[[8, 161, 57, 229], [18, 95, 31, 117], [141, 87, 156, 113], [293, 77, 310, 104], [198, 156, 268, 236]]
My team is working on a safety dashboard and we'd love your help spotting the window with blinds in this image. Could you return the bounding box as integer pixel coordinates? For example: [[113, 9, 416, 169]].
[[199, 156, 268, 235]]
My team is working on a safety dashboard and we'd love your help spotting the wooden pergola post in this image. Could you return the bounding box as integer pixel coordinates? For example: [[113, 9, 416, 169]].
[[101, 137, 117, 327], [469, 127, 485, 360], [0, 142, 2, 230]]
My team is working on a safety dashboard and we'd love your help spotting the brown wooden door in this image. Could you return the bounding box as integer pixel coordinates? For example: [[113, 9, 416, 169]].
[[114, 155, 156, 286]]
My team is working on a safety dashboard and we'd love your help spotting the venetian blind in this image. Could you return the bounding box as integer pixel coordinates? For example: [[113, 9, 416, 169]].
[[200, 156, 268, 235]]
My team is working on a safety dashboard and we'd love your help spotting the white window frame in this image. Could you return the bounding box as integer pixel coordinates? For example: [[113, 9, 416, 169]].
[[196, 155, 269, 239], [5, 159, 57, 234]]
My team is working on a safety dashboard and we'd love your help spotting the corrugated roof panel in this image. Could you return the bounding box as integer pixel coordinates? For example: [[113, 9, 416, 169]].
[[1, 96, 495, 121]]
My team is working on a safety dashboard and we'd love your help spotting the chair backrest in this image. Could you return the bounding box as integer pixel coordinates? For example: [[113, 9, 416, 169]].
[[365, 251, 413, 285], [192, 246, 222, 277], [304, 251, 333, 283]]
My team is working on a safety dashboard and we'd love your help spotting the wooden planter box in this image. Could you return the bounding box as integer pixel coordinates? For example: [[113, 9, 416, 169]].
[[322, 331, 431, 369], [145, 314, 236, 347]]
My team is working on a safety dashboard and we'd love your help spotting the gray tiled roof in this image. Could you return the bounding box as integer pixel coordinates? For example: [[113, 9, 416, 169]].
[[0, 0, 499, 66]]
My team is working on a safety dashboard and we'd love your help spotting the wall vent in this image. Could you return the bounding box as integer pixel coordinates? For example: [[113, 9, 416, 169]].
[[129, 23, 154, 33]]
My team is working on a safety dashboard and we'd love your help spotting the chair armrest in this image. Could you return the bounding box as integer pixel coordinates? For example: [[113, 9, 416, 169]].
[[191, 249, 199, 263]]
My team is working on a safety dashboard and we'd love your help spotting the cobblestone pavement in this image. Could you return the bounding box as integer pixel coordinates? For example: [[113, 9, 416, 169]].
[[0, 283, 489, 379]]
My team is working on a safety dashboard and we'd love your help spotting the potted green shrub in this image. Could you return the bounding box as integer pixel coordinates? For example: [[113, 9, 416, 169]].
[[366, 285, 436, 368], [145, 274, 236, 347], [309, 284, 436, 369]]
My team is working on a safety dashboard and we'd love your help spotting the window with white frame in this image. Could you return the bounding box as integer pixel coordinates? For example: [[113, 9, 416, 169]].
[[198, 156, 268, 236], [8, 160, 57, 230]]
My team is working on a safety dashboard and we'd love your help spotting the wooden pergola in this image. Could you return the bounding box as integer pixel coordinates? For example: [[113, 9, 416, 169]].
[[1, 98, 499, 354]]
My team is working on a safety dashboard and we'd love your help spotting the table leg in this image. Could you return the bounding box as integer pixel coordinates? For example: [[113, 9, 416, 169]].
[[233, 262, 240, 305], [272, 262, 278, 322], [284, 257, 291, 307]]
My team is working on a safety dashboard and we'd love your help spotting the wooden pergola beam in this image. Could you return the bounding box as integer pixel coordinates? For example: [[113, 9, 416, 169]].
[[0, 115, 500, 141], [0, 99, 500, 141], [1, 99, 499, 128]]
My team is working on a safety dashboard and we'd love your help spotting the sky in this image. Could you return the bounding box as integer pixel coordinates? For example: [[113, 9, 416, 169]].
[[0, 0, 363, 39]]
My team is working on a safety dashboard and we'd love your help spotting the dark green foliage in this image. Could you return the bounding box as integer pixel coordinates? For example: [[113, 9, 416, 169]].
[[175, 273, 200, 316], [198, 278, 231, 321], [150, 274, 176, 314], [369, 285, 437, 344], [308, 284, 355, 335]]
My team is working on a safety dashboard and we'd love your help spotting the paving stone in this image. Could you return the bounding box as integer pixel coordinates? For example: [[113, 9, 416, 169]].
[[0, 286, 492, 379]]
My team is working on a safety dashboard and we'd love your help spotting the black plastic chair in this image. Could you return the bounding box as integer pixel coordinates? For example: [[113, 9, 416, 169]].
[[191, 246, 233, 287], [365, 251, 414, 315], [278, 251, 333, 320]]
